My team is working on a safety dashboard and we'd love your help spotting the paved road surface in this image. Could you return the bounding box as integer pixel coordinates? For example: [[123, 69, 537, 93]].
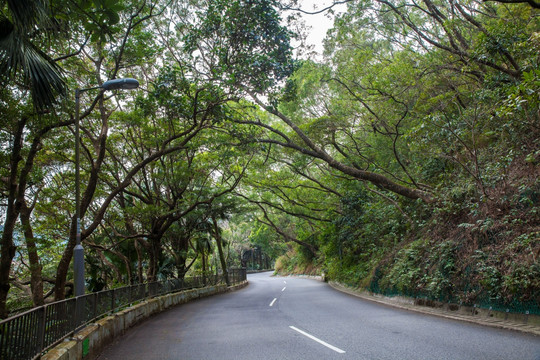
[[98, 272, 540, 360]]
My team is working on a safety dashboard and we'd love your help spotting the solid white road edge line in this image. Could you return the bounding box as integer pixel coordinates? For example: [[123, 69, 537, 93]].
[[289, 326, 346, 354], [282, 287, 286, 292], [270, 298, 277, 307]]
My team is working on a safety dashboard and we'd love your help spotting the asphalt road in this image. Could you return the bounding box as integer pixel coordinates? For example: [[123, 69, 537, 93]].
[[98, 272, 540, 360]]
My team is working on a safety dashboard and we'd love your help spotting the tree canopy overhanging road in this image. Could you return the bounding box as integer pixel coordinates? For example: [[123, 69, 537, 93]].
[[1, 0, 538, 328], [97, 273, 540, 360]]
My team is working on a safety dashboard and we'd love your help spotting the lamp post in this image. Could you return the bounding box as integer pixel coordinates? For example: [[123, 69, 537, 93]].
[[73, 78, 139, 297]]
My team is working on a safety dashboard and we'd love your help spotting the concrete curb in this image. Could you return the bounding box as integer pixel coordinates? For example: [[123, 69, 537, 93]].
[[42, 281, 248, 360], [247, 269, 275, 274], [328, 281, 540, 337], [227, 280, 249, 292], [274, 273, 323, 281]]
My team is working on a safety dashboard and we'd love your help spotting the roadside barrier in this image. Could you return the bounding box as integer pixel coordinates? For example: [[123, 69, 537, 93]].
[[0, 269, 246, 360]]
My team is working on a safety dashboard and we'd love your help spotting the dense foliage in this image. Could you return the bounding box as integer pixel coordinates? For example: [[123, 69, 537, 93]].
[[0, 0, 538, 317]]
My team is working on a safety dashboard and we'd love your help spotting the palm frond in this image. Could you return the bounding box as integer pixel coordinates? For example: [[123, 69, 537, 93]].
[[6, 0, 49, 32], [0, 17, 24, 77], [24, 40, 66, 110], [0, 15, 65, 111]]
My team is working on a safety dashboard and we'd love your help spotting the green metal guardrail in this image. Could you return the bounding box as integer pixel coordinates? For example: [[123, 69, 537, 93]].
[[368, 281, 540, 316]]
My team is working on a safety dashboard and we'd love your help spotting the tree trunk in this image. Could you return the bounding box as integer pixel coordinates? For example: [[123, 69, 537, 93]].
[[54, 217, 77, 300], [0, 116, 67, 314], [0, 219, 18, 319], [0, 118, 26, 318], [20, 201, 44, 306], [248, 92, 434, 203], [201, 248, 207, 284], [212, 217, 229, 286], [97, 250, 123, 284], [173, 237, 190, 279], [147, 236, 162, 282], [116, 250, 133, 285], [135, 239, 144, 283]]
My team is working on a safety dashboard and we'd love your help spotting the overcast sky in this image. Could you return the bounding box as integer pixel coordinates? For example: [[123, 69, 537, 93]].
[[285, 0, 347, 57]]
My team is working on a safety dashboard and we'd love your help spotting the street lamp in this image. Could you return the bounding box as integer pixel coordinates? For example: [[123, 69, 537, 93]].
[[73, 78, 139, 297]]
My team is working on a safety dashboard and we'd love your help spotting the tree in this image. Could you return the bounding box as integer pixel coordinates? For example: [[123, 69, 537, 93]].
[[182, 0, 296, 95], [0, 0, 73, 316], [233, 141, 345, 257], [183, 0, 436, 202], [238, 0, 538, 204], [51, 0, 168, 300]]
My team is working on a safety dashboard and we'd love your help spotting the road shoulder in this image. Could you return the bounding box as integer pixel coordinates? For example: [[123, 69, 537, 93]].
[[328, 281, 540, 337]]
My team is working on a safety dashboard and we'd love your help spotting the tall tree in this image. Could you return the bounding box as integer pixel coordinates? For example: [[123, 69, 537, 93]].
[[0, 0, 70, 315], [51, 0, 167, 299]]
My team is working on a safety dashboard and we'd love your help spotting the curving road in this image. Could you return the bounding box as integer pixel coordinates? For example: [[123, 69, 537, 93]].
[[98, 272, 540, 360]]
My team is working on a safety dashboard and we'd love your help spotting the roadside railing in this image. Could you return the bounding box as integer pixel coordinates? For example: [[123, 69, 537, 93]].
[[0, 268, 246, 360], [367, 281, 540, 318]]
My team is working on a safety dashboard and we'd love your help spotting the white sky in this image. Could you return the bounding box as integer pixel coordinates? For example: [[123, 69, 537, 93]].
[[284, 0, 347, 57]]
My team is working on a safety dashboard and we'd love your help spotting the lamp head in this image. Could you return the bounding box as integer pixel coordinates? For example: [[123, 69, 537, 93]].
[[101, 78, 139, 91]]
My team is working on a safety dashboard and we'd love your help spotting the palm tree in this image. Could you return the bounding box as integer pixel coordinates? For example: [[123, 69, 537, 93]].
[[0, 0, 66, 111]]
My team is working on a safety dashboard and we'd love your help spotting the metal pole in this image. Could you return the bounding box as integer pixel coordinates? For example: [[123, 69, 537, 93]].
[[73, 89, 85, 297], [71, 79, 138, 297]]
